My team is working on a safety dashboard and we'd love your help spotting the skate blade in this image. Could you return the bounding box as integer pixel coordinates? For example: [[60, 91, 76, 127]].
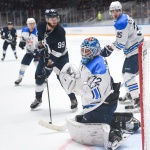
[[30, 104, 41, 111], [71, 107, 78, 112], [119, 100, 132, 104], [125, 105, 140, 113], [111, 133, 130, 150]]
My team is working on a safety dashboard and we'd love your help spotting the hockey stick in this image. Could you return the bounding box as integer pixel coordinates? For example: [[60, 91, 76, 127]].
[[121, 72, 139, 87], [43, 55, 53, 124], [39, 120, 67, 132]]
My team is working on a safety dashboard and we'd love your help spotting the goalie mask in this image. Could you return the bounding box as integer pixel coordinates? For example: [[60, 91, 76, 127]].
[[45, 9, 60, 28], [81, 37, 101, 65]]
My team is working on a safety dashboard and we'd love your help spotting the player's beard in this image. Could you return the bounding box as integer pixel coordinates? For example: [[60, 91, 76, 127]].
[[47, 22, 57, 29]]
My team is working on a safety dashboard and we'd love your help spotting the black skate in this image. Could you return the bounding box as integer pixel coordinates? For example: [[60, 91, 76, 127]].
[[119, 93, 132, 104], [1, 57, 5, 61], [15, 55, 18, 59], [30, 98, 42, 110], [14, 78, 22, 85], [71, 99, 78, 111], [108, 129, 130, 150], [125, 97, 140, 113]]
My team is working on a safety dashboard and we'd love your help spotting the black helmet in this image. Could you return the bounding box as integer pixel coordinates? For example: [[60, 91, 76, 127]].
[[8, 22, 13, 25], [45, 9, 59, 18]]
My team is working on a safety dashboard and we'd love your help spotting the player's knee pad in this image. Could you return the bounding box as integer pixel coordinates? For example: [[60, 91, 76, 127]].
[[110, 112, 140, 133], [35, 74, 46, 85]]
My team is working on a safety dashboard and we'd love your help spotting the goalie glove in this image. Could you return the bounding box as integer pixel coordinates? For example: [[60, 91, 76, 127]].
[[59, 63, 80, 94]]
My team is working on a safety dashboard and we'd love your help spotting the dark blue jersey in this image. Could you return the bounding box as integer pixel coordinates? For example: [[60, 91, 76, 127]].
[[37, 21, 67, 63], [1, 27, 17, 42]]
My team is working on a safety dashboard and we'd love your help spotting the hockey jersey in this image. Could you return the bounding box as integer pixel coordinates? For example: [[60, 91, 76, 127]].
[[1, 27, 17, 43], [37, 21, 68, 63], [76, 56, 112, 114], [102, 14, 144, 58], [20, 27, 38, 53]]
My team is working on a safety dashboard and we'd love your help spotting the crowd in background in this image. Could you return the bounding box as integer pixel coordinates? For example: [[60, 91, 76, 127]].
[[0, 0, 150, 26]]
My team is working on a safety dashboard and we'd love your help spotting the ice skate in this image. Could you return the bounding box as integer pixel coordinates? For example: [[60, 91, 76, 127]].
[[1, 57, 5, 61], [15, 54, 18, 59], [125, 97, 140, 113], [70, 99, 78, 112], [108, 129, 130, 150], [119, 93, 132, 104], [14, 78, 22, 85], [30, 98, 42, 110]]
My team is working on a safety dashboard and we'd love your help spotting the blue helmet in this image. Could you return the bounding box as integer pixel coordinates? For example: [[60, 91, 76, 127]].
[[81, 37, 101, 65]]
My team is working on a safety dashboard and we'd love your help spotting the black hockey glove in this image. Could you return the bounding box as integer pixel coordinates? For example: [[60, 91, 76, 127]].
[[33, 49, 40, 61], [19, 41, 26, 49], [100, 45, 114, 57], [1, 35, 5, 40], [12, 40, 17, 46]]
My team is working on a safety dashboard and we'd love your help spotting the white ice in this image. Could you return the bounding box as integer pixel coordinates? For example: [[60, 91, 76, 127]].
[[0, 35, 150, 150]]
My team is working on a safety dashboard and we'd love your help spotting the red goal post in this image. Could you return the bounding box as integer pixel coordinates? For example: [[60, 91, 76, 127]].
[[138, 41, 150, 150]]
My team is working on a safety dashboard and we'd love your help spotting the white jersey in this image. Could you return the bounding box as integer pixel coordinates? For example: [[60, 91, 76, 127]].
[[112, 14, 144, 58], [76, 56, 112, 114], [20, 27, 38, 53]]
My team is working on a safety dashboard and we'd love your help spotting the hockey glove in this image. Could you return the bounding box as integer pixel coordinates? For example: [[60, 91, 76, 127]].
[[33, 49, 40, 61], [100, 45, 114, 57], [19, 41, 26, 49], [1, 35, 5, 40], [12, 41, 17, 46]]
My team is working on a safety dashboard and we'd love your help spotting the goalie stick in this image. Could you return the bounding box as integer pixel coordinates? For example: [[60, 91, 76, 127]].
[[39, 120, 67, 132]]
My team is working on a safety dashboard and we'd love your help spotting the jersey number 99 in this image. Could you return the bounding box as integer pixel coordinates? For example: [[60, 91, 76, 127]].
[[58, 41, 65, 48]]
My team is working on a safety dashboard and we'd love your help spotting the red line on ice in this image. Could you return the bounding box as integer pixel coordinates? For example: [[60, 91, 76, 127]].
[[59, 139, 93, 150]]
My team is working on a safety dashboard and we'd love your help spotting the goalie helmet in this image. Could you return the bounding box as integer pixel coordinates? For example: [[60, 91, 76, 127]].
[[109, 1, 122, 15], [81, 37, 101, 65]]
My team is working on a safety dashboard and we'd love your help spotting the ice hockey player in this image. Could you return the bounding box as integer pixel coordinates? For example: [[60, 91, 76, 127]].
[[14, 18, 39, 85], [60, 37, 140, 149], [100, 1, 144, 112], [30, 9, 78, 111], [1, 22, 17, 61]]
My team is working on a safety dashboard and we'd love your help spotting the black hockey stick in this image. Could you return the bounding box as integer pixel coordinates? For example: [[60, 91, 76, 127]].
[[43, 54, 52, 124]]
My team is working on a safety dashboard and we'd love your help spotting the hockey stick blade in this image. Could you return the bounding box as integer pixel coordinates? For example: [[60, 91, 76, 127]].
[[39, 120, 67, 132]]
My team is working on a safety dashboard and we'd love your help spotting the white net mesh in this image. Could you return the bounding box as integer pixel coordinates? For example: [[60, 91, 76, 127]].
[[141, 41, 150, 150]]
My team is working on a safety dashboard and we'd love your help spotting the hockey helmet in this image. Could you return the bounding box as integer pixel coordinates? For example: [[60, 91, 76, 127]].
[[45, 9, 59, 18], [8, 22, 13, 25], [26, 18, 36, 24], [109, 1, 122, 15], [81, 37, 101, 65]]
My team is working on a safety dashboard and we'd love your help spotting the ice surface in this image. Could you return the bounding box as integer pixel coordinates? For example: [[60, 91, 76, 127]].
[[0, 35, 150, 150]]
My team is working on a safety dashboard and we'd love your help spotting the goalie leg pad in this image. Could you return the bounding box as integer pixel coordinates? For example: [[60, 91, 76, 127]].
[[110, 112, 140, 133], [66, 118, 110, 149]]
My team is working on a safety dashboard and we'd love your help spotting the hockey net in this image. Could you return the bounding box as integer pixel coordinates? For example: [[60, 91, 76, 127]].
[[138, 41, 150, 150]]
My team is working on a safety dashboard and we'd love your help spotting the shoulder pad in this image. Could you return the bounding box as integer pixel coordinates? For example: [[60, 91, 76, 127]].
[[114, 14, 128, 30], [22, 27, 29, 32], [86, 56, 107, 75]]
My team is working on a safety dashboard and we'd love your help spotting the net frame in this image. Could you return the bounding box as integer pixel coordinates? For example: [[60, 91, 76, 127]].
[[138, 41, 150, 150]]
